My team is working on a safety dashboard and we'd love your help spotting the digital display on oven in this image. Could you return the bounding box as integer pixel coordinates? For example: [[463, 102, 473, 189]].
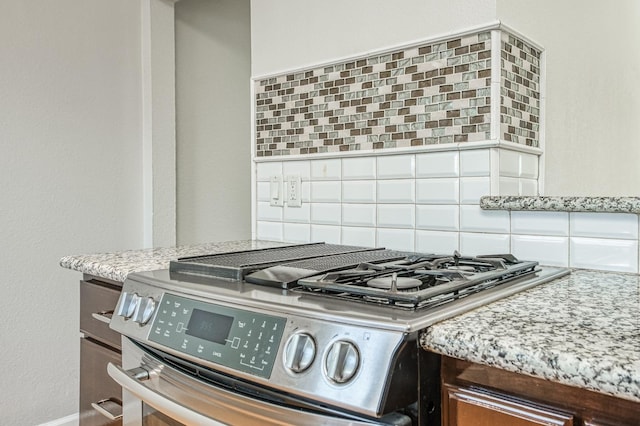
[[186, 309, 233, 344], [148, 293, 286, 379]]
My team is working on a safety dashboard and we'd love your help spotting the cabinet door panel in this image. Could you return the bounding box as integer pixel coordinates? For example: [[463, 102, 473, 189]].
[[80, 279, 122, 349], [444, 385, 574, 426], [80, 338, 122, 426]]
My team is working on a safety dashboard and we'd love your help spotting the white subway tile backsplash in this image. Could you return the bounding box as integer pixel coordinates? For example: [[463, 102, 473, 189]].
[[283, 223, 311, 243], [377, 204, 415, 228], [377, 228, 415, 251], [416, 178, 459, 204], [256, 221, 283, 241], [342, 157, 376, 180], [498, 151, 538, 180], [283, 203, 310, 223], [570, 237, 638, 273], [511, 211, 569, 236], [570, 212, 638, 240], [415, 230, 459, 254], [342, 204, 376, 227], [342, 180, 376, 203], [459, 177, 490, 204], [377, 180, 416, 203], [460, 232, 510, 255], [301, 182, 311, 202], [256, 201, 283, 221], [310, 203, 341, 225], [255, 153, 640, 274], [283, 161, 311, 180], [416, 205, 459, 231], [342, 226, 376, 247], [460, 205, 510, 233], [311, 224, 341, 244], [256, 162, 282, 181], [499, 177, 519, 196], [460, 149, 490, 176], [256, 181, 270, 202], [310, 181, 341, 202], [499, 149, 520, 178], [519, 178, 538, 196], [520, 153, 539, 179], [416, 152, 459, 178], [511, 235, 569, 267], [311, 159, 342, 180], [377, 155, 415, 179]]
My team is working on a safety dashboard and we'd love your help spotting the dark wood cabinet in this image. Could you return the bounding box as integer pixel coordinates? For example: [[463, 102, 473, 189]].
[[441, 356, 640, 426], [79, 277, 123, 426], [444, 384, 574, 426]]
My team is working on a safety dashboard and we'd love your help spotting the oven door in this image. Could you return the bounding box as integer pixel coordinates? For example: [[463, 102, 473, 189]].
[[110, 337, 395, 426]]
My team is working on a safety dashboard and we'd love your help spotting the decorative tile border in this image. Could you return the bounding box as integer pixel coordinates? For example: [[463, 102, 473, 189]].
[[500, 32, 541, 146], [254, 26, 544, 158]]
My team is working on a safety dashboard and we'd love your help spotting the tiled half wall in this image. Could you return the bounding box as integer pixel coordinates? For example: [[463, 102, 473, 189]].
[[254, 26, 542, 157], [254, 149, 639, 274]]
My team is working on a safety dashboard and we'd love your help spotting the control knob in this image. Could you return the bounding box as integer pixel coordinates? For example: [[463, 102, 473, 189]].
[[283, 333, 316, 373], [133, 297, 156, 325], [325, 340, 359, 384], [116, 292, 140, 319]]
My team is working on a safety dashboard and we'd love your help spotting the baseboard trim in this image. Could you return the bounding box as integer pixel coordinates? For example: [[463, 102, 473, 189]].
[[38, 413, 79, 426]]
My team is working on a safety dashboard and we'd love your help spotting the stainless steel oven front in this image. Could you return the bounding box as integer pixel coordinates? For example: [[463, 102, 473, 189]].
[[113, 337, 389, 425], [109, 270, 429, 426]]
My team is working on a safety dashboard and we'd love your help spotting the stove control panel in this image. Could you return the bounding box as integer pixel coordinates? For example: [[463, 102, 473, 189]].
[[148, 293, 286, 379]]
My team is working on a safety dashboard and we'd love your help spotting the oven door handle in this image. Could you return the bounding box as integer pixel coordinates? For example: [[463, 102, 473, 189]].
[[107, 362, 226, 426], [107, 360, 376, 425]]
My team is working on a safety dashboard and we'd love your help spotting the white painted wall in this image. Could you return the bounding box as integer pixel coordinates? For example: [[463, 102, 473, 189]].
[[497, 0, 640, 196], [0, 1, 144, 424], [176, 0, 252, 244], [251, 0, 640, 196], [250, 0, 497, 77]]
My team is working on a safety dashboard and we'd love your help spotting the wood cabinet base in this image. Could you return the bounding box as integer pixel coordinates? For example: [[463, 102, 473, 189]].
[[79, 276, 123, 426], [441, 356, 639, 426], [79, 338, 122, 426]]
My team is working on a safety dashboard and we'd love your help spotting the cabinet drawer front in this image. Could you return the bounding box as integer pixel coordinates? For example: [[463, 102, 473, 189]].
[[444, 384, 574, 426], [80, 338, 122, 426], [80, 279, 122, 349]]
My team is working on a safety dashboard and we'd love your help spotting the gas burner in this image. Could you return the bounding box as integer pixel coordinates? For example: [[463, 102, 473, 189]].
[[296, 252, 541, 310], [367, 273, 422, 290]]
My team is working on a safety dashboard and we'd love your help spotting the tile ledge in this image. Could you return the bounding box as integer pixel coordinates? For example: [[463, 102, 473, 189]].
[[254, 140, 542, 163], [480, 196, 640, 214]]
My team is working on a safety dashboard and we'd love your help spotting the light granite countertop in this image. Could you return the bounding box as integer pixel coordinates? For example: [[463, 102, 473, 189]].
[[59, 240, 289, 282], [481, 196, 640, 213], [420, 269, 640, 403]]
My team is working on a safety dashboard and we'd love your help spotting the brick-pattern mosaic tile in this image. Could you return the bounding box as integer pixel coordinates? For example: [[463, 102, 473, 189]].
[[500, 31, 541, 147], [255, 32, 493, 157]]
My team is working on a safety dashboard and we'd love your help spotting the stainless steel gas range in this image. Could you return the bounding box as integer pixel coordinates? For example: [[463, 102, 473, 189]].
[[109, 243, 570, 425]]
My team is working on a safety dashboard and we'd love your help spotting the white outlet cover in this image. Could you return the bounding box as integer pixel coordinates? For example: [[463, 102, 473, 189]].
[[286, 175, 302, 207]]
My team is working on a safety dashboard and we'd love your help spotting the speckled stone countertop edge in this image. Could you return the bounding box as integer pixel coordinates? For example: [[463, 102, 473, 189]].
[[480, 196, 640, 214], [420, 269, 640, 403], [59, 240, 290, 283]]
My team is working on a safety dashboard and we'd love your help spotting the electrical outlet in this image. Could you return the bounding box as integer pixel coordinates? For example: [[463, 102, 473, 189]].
[[286, 175, 302, 207]]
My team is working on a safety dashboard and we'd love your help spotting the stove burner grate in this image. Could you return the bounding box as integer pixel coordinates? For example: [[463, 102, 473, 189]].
[[296, 253, 539, 310]]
